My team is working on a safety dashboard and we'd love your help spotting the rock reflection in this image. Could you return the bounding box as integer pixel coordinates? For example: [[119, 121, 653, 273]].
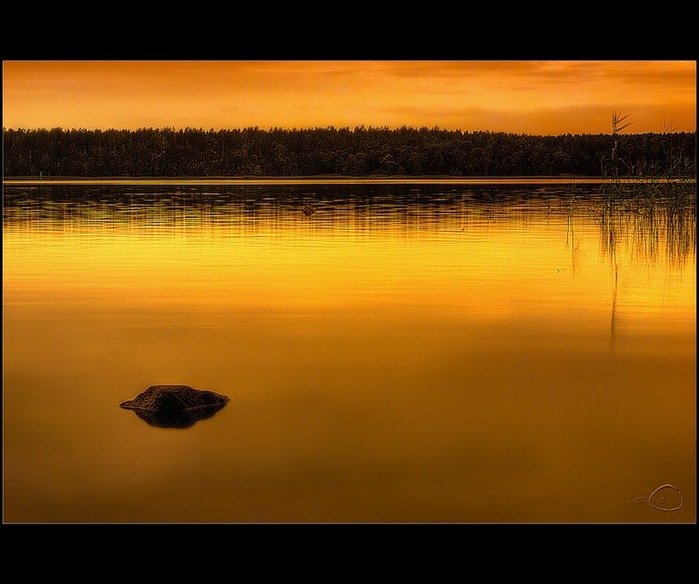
[[120, 385, 230, 429]]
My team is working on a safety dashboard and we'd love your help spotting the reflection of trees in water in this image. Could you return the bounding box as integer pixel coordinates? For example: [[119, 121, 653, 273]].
[[4, 184, 695, 263], [1, 183, 571, 236]]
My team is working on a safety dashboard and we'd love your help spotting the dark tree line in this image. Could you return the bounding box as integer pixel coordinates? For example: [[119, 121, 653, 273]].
[[3, 126, 695, 178]]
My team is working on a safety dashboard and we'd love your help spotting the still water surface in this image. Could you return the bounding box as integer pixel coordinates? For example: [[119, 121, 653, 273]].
[[3, 182, 695, 523]]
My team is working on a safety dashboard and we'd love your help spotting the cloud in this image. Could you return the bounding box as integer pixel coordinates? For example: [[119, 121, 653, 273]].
[[3, 60, 695, 134]]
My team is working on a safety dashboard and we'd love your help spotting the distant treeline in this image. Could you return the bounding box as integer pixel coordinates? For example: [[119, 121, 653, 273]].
[[3, 126, 696, 177]]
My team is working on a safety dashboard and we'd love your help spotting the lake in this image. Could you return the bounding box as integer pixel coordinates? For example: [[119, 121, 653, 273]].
[[3, 180, 695, 523]]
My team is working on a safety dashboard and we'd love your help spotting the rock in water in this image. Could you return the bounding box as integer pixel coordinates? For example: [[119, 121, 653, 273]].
[[120, 385, 230, 428]]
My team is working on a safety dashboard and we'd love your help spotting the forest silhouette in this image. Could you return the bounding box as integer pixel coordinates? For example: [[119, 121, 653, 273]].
[[3, 126, 695, 178]]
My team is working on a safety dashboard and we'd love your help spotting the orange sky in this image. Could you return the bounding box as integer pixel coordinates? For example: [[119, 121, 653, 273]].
[[2, 60, 696, 135]]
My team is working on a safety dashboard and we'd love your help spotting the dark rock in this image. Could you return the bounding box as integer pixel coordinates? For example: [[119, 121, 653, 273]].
[[120, 385, 230, 428]]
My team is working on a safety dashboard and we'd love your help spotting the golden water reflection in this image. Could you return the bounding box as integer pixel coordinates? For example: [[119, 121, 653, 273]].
[[3, 183, 695, 522]]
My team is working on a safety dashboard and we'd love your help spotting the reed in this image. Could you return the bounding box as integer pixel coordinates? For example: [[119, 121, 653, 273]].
[[598, 110, 696, 264], [601, 110, 696, 204]]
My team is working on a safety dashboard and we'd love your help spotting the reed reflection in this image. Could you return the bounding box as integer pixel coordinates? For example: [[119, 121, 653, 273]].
[[549, 183, 696, 351]]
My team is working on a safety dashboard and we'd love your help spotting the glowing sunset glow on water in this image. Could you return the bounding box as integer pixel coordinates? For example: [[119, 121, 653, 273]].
[[3, 184, 695, 522], [3, 60, 696, 135]]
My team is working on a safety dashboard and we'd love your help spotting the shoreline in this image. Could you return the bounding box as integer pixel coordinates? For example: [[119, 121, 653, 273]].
[[5, 175, 693, 186]]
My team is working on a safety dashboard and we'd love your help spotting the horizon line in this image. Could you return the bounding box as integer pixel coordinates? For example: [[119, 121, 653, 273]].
[[3, 125, 696, 136]]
